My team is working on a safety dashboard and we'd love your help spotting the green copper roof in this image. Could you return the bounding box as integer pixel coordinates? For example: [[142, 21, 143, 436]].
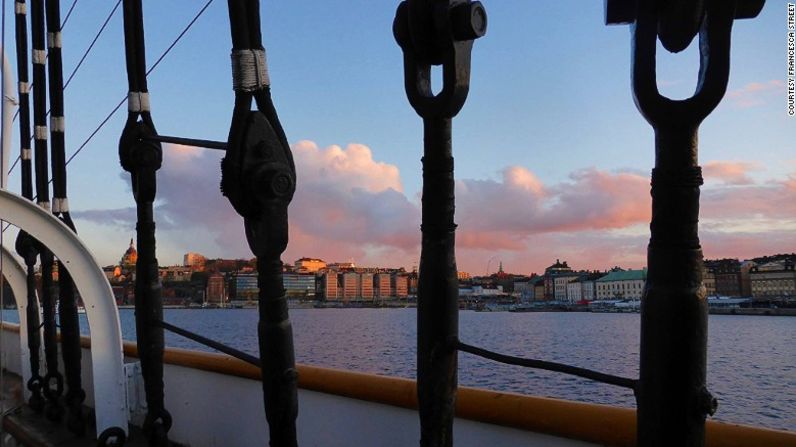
[[595, 269, 647, 282]]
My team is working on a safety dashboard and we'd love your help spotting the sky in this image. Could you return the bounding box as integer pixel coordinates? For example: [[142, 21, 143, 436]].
[[1, 1, 794, 276]]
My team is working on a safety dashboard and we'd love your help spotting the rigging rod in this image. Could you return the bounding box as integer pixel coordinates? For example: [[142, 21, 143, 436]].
[[394, 1, 486, 446], [605, 0, 765, 445], [155, 320, 261, 367], [222, 1, 299, 445], [120, 0, 170, 444], [12, 0, 44, 412], [143, 134, 227, 151], [45, 0, 86, 434], [30, 0, 64, 422], [456, 341, 637, 390]]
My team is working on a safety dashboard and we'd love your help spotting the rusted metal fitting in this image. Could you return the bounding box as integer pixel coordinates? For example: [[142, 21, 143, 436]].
[[605, 0, 765, 38], [699, 387, 719, 416], [394, 0, 487, 119], [450, 1, 488, 41], [395, 0, 487, 64], [221, 111, 295, 220]]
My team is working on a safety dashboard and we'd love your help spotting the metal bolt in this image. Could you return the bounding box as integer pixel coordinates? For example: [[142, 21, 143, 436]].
[[270, 172, 293, 197], [451, 1, 487, 41], [699, 387, 719, 416]]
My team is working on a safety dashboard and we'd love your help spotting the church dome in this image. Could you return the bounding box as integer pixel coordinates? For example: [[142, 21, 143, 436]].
[[121, 238, 138, 267]]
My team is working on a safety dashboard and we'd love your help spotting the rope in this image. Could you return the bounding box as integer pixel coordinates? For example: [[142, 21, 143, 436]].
[[231, 48, 269, 92], [1, 0, 214, 208]]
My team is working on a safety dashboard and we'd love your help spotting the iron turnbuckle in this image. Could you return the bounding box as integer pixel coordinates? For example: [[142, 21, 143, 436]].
[[394, 0, 487, 119]]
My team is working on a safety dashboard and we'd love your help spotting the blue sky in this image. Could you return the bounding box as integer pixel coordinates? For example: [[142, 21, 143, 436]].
[[2, 1, 794, 274]]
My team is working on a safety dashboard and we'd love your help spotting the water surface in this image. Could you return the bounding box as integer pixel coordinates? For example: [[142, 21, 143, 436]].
[[4, 308, 794, 431]]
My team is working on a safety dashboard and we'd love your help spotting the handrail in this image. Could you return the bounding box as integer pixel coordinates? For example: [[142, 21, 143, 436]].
[[0, 246, 39, 401], [0, 189, 128, 440], [2, 322, 792, 447]]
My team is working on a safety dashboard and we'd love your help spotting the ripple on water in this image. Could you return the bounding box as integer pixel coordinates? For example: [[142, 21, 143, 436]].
[[2, 309, 793, 431]]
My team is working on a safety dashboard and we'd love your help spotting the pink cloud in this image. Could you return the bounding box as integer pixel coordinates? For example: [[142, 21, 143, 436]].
[[456, 167, 650, 240], [703, 160, 760, 185], [725, 80, 783, 108], [702, 175, 796, 219], [293, 140, 403, 193], [73, 140, 795, 274]]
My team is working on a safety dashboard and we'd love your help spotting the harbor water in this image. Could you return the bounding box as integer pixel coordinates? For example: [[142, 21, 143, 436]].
[[3, 308, 794, 432]]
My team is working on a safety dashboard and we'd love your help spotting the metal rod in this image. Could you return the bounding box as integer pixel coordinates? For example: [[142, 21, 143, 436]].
[[256, 257, 298, 447], [627, 1, 746, 445], [456, 341, 637, 390], [394, 1, 486, 444], [144, 134, 227, 151], [156, 319, 260, 367], [121, 0, 171, 442], [133, 200, 169, 438], [22, 252, 44, 411], [39, 250, 64, 421], [417, 116, 459, 447]]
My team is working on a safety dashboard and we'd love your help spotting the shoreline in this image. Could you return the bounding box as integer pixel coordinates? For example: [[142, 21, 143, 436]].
[[110, 303, 796, 316]]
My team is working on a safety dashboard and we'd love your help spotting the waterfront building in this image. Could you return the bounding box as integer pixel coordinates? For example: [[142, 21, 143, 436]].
[[703, 269, 717, 297], [160, 266, 193, 282], [183, 252, 207, 271], [595, 269, 647, 300], [206, 273, 226, 305], [749, 260, 796, 301], [360, 273, 374, 300], [532, 277, 545, 302], [294, 257, 327, 273], [543, 259, 573, 300], [513, 280, 533, 302], [102, 266, 117, 281], [342, 273, 359, 301], [740, 261, 755, 297], [283, 273, 316, 299], [704, 258, 742, 297], [233, 273, 258, 301], [566, 278, 582, 303], [327, 262, 356, 271], [375, 273, 392, 298], [393, 274, 409, 298], [554, 273, 581, 301], [457, 271, 471, 280], [318, 271, 340, 301], [580, 273, 603, 301]]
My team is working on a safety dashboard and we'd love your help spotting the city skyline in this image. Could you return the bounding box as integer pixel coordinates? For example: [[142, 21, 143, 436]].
[[112, 242, 795, 278], [2, 2, 793, 274]]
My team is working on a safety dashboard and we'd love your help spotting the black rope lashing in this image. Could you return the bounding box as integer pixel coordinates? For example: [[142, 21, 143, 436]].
[[222, 1, 298, 445], [30, 0, 64, 422], [155, 320, 260, 368], [119, 1, 170, 444], [456, 341, 637, 390], [12, 0, 44, 413], [45, 0, 85, 434]]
